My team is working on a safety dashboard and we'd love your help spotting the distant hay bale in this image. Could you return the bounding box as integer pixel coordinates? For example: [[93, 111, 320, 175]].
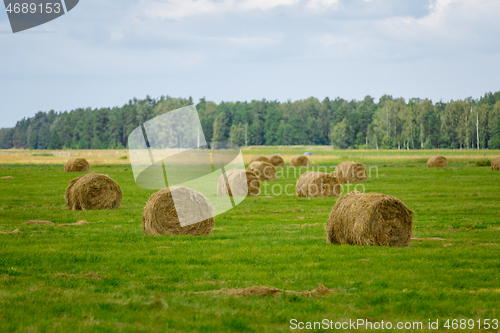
[[427, 155, 448, 168], [295, 171, 342, 198], [217, 169, 260, 196], [142, 186, 214, 236], [290, 155, 309, 167], [247, 161, 277, 181], [65, 173, 122, 210], [250, 155, 271, 164], [267, 155, 284, 168], [326, 191, 413, 247], [491, 157, 500, 170], [24, 221, 54, 225], [64, 158, 90, 172], [334, 162, 367, 183]]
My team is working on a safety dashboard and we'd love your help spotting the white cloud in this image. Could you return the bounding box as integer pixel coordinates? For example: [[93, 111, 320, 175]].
[[306, 0, 339, 11], [309, 0, 500, 61], [224, 36, 279, 49], [379, 0, 500, 51], [241, 0, 299, 10], [139, 0, 224, 20], [140, 0, 301, 20]]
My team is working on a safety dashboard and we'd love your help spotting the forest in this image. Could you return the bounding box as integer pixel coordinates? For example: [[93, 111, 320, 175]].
[[1, 90, 500, 150]]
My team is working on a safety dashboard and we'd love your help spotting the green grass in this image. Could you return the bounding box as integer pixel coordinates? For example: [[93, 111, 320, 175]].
[[0, 161, 499, 332]]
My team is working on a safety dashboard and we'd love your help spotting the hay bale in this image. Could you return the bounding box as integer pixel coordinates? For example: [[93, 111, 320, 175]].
[[142, 186, 214, 236], [267, 155, 284, 168], [64, 158, 90, 172], [250, 155, 271, 164], [217, 169, 260, 196], [427, 155, 447, 168], [295, 171, 342, 198], [326, 191, 413, 247], [290, 155, 309, 167], [65, 173, 122, 210], [247, 161, 277, 181], [491, 157, 500, 170], [334, 162, 367, 183], [24, 221, 54, 225]]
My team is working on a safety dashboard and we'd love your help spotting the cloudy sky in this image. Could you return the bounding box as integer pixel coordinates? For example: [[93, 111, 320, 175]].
[[1, 0, 500, 127]]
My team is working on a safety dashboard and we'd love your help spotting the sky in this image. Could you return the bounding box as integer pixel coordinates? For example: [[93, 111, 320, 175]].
[[1, 0, 500, 128]]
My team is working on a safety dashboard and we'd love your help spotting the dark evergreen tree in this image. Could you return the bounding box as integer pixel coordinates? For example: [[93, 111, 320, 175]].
[[264, 107, 281, 145], [48, 131, 63, 149]]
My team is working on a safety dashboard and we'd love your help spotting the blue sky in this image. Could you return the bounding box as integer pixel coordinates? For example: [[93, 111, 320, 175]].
[[1, 0, 500, 128]]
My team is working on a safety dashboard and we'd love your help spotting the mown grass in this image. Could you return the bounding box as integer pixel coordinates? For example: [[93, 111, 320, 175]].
[[1, 147, 499, 166], [0, 159, 499, 332]]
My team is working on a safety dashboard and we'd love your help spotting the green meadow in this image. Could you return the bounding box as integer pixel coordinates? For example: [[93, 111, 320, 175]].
[[0, 151, 499, 332]]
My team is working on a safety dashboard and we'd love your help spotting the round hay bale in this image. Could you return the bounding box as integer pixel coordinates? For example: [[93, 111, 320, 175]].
[[250, 155, 271, 164], [247, 161, 277, 181], [491, 157, 500, 170], [64, 158, 90, 172], [267, 155, 284, 168], [334, 162, 367, 183], [217, 169, 260, 196], [427, 155, 448, 168], [326, 191, 413, 247], [65, 173, 122, 210], [142, 186, 214, 236], [290, 155, 309, 167], [295, 171, 342, 198]]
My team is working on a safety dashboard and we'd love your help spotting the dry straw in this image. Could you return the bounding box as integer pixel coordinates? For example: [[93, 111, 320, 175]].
[[491, 157, 500, 170], [334, 162, 367, 183], [290, 155, 309, 167], [65, 173, 122, 210], [427, 155, 448, 168], [217, 169, 260, 196], [267, 155, 284, 168], [250, 155, 271, 164], [0, 229, 22, 234], [64, 158, 90, 172], [60, 221, 89, 226], [23, 221, 54, 225], [326, 191, 413, 247], [142, 186, 214, 236], [195, 284, 334, 297], [247, 161, 277, 181], [295, 171, 341, 198]]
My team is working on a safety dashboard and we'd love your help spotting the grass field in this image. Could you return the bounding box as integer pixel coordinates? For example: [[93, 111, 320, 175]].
[[1, 150, 500, 332]]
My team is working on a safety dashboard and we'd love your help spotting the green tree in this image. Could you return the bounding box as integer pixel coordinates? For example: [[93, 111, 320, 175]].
[[0, 128, 13, 149], [488, 102, 500, 149], [212, 111, 230, 143], [249, 113, 263, 145], [27, 125, 38, 149], [287, 114, 308, 145], [263, 108, 281, 145], [331, 118, 349, 149], [228, 123, 245, 146], [48, 131, 63, 149]]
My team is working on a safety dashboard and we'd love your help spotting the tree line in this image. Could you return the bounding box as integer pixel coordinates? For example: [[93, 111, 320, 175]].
[[1, 90, 500, 150]]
